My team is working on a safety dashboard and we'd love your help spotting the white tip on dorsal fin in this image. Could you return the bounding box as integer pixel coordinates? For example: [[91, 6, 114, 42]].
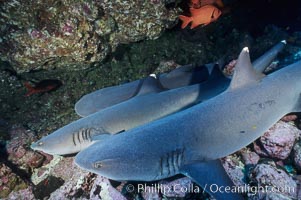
[[229, 47, 265, 90]]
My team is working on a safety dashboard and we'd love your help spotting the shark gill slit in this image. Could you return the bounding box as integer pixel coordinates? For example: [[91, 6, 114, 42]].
[[80, 128, 93, 143], [77, 130, 81, 144], [73, 129, 92, 146], [87, 129, 92, 141], [84, 129, 88, 141], [81, 129, 85, 141], [72, 132, 76, 146], [158, 148, 185, 178]]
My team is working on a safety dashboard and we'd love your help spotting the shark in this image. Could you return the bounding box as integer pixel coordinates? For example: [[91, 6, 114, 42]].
[[30, 41, 285, 155], [75, 40, 286, 117], [30, 63, 226, 155], [74, 63, 211, 117], [75, 46, 301, 200]]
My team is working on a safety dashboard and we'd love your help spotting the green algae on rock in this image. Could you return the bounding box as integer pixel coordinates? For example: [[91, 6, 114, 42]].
[[0, 163, 28, 198], [0, 0, 180, 72]]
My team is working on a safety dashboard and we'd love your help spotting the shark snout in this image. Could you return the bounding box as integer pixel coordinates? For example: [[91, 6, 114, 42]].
[[30, 140, 43, 150], [74, 150, 94, 170]]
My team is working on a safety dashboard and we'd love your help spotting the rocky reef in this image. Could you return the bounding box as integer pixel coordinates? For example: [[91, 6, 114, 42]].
[[0, 0, 179, 72], [1, 0, 301, 199]]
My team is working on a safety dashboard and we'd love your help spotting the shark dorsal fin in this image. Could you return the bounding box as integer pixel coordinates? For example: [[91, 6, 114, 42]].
[[229, 47, 265, 90], [134, 75, 163, 96]]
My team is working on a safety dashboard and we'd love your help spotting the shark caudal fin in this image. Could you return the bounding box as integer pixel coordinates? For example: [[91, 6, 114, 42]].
[[229, 47, 265, 90], [180, 160, 245, 200], [179, 15, 192, 29], [253, 40, 286, 73]]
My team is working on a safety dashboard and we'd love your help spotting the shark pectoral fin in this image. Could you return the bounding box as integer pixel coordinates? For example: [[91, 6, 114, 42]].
[[292, 96, 301, 112], [91, 133, 112, 141], [229, 47, 265, 90], [91, 130, 125, 141], [180, 160, 245, 200]]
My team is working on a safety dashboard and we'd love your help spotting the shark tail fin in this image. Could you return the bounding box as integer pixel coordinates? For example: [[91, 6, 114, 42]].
[[253, 40, 286, 73], [180, 160, 245, 200]]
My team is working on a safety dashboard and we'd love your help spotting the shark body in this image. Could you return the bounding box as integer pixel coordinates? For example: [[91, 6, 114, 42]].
[[75, 64, 211, 117], [75, 47, 301, 199], [30, 64, 228, 155], [30, 41, 285, 155], [75, 41, 286, 117]]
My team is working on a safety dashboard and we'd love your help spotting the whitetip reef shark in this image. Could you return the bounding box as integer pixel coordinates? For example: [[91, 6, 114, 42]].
[[75, 63, 211, 117], [30, 41, 285, 155], [75, 40, 286, 117], [31, 63, 225, 155], [75, 46, 301, 200]]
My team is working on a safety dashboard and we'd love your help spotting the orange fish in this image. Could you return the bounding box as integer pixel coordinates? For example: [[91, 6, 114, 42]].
[[24, 79, 62, 97], [179, 5, 222, 29], [189, 0, 202, 8], [190, 0, 224, 9]]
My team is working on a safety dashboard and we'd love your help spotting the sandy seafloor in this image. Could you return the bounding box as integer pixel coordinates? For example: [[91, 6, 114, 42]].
[[1, 0, 301, 199]]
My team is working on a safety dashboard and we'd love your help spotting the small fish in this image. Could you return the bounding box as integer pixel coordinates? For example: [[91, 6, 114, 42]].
[[189, 0, 224, 9], [24, 79, 62, 97], [189, 0, 202, 8], [179, 5, 222, 29]]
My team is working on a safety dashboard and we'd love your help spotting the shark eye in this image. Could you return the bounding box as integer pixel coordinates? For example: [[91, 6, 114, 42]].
[[38, 142, 43, 146], [94, 162, 103, 169]]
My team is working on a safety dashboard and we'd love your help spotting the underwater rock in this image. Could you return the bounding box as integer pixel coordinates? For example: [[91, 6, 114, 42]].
[[153, 60, 180, 74], [48, 160, 91, 199], [254, 121, 300, 160], [33, 176, 65, 199], [90, 176, 126, 200], [50, 157, 79, 181], [0, 163, 28, 198], [159, 177, 193, 198], [221, 155, 246, 188], [6, 125, 50, 171], [281, 114, 298, 122], [293, 140, 301, 170], [240, 148, 260, 166], [248, 161, 297, 199], [0, 0, 179, 72], [141, 186, 161, 200], [5, 186, 35, 200], [0, 118, 9, 141]]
